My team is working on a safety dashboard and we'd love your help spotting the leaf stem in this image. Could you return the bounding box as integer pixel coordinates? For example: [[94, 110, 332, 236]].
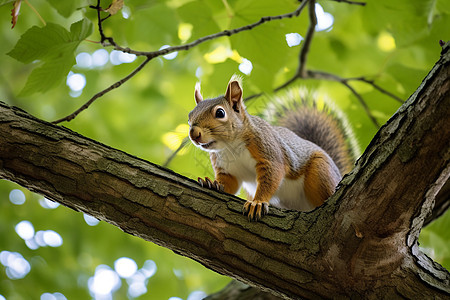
[[24, 0, 46, 26]]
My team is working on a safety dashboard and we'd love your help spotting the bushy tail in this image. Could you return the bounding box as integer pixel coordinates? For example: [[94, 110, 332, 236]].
[[265, 88, 360, 175]]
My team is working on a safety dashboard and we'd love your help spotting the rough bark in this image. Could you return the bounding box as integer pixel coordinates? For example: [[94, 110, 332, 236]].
[[0, 45, 449, 299]]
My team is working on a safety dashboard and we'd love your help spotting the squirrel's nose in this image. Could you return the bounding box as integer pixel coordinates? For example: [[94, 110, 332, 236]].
[[189, 127, 202, 142]]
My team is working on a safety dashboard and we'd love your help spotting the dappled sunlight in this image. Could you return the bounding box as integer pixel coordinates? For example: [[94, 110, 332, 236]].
[[204, 46, 235, 64], [178, 23, 193, 42], [377, 31, 396, 52], [162, 124, 189, 154], [203, 46, 252, 75]]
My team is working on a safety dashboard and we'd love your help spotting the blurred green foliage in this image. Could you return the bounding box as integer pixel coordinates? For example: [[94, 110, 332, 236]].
[[0, 0, 448, 299]]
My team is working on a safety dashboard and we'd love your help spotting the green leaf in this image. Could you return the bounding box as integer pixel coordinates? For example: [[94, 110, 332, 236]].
[[7, 19, 92, 95], [7, 23, 72, 63], [19, 55, 75, 96], [228, 0, 303, 91], [365, 0, 436, 47], [47, 0, 82, 18], [8, 19, 92, 64], [70, 18, 93, 41], [437, 0, 450, 14], [177, 1, 221, 41]]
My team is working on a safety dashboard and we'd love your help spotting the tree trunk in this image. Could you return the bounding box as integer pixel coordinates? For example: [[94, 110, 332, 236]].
[[0, 45, 449, 299]]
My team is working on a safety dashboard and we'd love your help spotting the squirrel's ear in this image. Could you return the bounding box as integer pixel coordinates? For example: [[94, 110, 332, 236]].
[[225, 80, 243, 112], [194, 82, 203, 104]]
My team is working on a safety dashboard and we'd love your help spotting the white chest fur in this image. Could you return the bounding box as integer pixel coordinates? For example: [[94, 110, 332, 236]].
[[214, 141, 314, 212], [214, 141, 257, 184]]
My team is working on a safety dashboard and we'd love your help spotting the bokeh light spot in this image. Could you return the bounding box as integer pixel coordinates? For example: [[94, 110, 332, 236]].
[[66, 72, 86, 92], [239, 58, 253, 75], [42, 230, 63, 247], [9, 189, 25, 205], [84, 214, 100, 226], [377, 31, 396, 52], [88, 265, 121, 297], [0, 251, 31, 279], [15, 220, 35, 240], [39, 198, 60, 209], [114, 257, 137, 278], [160, 45, 178, 60], [76, 52, 92, 68], [92, 49, 109, 67], [285, 33, 304, 47], [178, 23, 193, 42], [315, 3, 334, 32]]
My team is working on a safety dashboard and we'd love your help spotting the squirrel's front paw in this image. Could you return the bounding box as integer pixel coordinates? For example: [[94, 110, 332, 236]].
[[243, 200, 269, 221], [198, 177, 224, 192]]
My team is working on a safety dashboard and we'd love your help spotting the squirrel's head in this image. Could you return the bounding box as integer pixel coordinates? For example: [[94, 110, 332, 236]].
[[188, 77, 246, 152]]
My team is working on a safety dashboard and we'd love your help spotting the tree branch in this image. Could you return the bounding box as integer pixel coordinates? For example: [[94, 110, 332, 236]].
[[1, 43, 449, 299]]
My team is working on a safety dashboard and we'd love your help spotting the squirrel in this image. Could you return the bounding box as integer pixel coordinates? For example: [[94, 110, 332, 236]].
[[188, 75, 357, 220]]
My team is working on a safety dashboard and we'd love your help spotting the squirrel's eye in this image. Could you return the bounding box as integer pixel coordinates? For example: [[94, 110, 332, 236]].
[[215, 108, 226, 119]]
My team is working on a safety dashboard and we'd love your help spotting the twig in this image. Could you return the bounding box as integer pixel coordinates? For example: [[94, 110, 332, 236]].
[[275, 0, 316, 91], [298, 0, 317, 78], [307, 70, 380, 127], [90, 1, 115, 46], [347, 77, 404, 103], [102, 0, 309, 57], [53, 1, 310, 123], [244, 92, 264, 102], [265, 69, 383, 129], [52, 57, 151, 124], [330, 0, 366, 6], [163, 137, 190, 167]]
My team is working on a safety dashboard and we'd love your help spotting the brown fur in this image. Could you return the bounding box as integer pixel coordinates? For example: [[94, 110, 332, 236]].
[[303, 151, 340, 207], [246, 137, 285, 204]]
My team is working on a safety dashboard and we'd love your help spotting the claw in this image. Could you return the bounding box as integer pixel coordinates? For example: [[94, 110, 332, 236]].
[[243, 200, 269, 221], [197, 177, 224, 192], [205, 177, 213, 188]]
